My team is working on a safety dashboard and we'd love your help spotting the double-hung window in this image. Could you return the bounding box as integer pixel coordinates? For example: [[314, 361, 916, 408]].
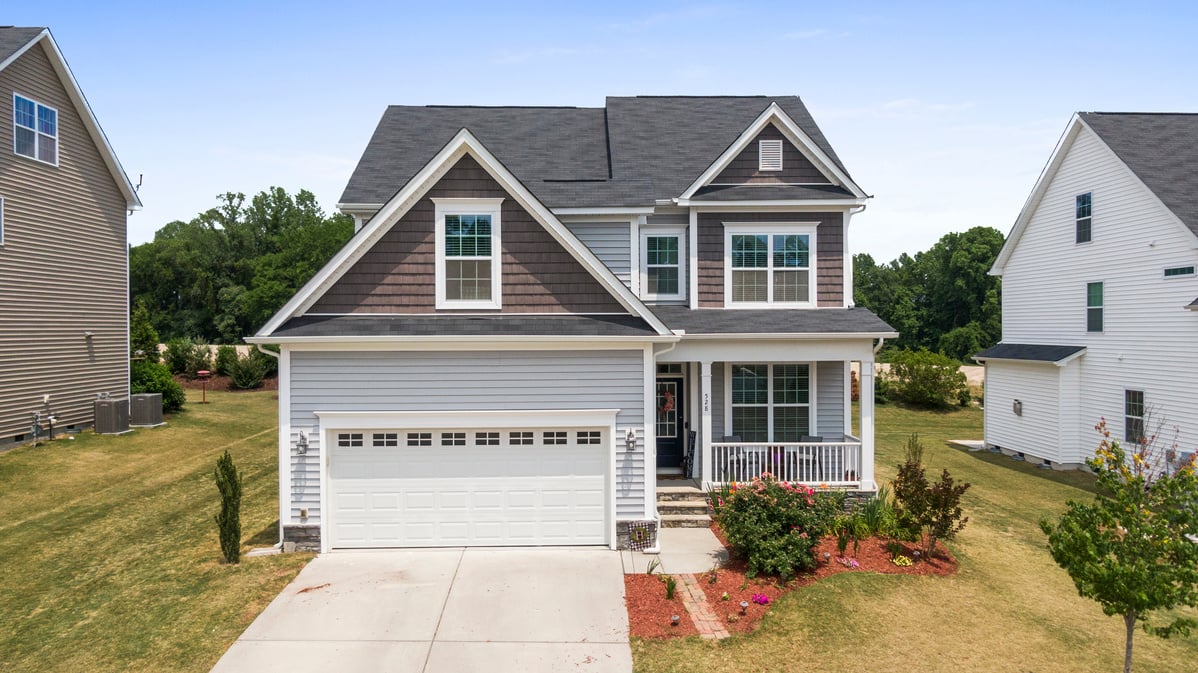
[[13, 94, 57, 165], [1124, 390, 1144, 444], [725, 224, 815, 306], [434, 198, 503, 309], [1075, 193, 1092, 243], [1086, 281, 1103, 332], [640, 228, 686, 301], [729, 363, 810, 442]]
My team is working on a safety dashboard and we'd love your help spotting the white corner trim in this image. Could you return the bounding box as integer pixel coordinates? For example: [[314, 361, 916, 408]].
[[678, 102, 866, 200]]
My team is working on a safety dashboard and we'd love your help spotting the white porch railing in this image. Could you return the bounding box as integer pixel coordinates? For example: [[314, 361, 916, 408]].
[[710, 435, 863, 486]]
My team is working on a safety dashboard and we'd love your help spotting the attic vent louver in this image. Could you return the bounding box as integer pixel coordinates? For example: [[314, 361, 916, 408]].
[[759, 139, 783, 171]]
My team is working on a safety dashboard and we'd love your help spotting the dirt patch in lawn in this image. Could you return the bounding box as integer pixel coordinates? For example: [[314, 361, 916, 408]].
[[626, 526, 957, 640], [624, 574, 699, 639], [176, 374, 279, 392]]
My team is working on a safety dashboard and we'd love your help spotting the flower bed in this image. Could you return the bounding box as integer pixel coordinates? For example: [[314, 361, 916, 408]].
[[624, 574, 699, 639]]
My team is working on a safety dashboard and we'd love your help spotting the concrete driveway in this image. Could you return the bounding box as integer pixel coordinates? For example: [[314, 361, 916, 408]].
[[211, 548, 631, 673]]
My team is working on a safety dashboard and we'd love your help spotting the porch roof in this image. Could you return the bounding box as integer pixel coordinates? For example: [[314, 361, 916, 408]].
[[649, 306, 895, 336], [973, 343, 1086, 364]]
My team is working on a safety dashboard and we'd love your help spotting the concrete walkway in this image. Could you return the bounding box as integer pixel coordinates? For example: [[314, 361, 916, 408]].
[[620, 527, 728, 575], [211, 548, 631, 673]]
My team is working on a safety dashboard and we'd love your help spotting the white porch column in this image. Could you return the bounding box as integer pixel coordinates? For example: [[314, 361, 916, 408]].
[[860, 358, 876, 490], [701, 360, 713, 487]]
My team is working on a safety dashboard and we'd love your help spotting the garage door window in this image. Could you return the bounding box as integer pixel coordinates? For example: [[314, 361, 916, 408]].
[[475, 431, 500, 445], [441, 432, 466, 446], [372, 433, 398, 447], [544, 431, 568, 445], [338, 433, 363, 447], [577, 430, 601, 444], [407, 432, 431, 446], [510, 431, 533, 445]]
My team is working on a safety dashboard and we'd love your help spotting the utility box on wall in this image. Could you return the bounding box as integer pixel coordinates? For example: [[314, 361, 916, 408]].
[[94, 399, 130, 435], [130, 393, 164, 427]]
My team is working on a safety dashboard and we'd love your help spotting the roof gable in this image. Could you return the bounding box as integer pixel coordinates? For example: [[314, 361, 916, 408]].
[[258, 129, 672, 337], [0, 27, 141, 209]]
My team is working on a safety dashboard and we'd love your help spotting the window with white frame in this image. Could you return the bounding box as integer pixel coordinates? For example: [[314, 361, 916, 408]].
[[1124, 390, 1144, 444], [434, 198, 503, 309], [13, 94, 57, 164], [1164, 265, 1195, 278], [725, 224, 815, 306], [759, 139, 783, 171], [640, 228, 686, 301], [1086, 281, 1103, 332], [1075, 193, 1092, 244], [729, 363, 810, 442]]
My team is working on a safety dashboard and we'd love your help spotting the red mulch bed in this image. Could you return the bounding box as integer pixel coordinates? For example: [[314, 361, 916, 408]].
[[175, 374, 279, 392], [624, 574, 699, 638], [625, 525, 957, 639]]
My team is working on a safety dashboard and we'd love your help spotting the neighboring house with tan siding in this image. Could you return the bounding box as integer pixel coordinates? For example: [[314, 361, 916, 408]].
[[0, 27, 141, 443], [249, 97, 895, 553], [977, 113, 1198, 468]]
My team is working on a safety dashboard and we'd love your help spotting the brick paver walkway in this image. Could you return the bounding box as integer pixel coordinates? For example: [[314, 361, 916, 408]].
[[678, 573, 730, 640]]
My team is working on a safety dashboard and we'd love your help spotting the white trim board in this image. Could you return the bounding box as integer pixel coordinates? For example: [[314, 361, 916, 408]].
[[255, 128, 672, 337]]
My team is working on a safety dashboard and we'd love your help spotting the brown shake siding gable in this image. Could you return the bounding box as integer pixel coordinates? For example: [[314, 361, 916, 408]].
[[310, 155, 626, 314], [697, 211, 844, 308], [710, 125, 829, 185]]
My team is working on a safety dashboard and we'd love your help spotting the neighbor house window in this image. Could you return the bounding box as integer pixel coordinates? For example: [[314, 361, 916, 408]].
[[1124, 390, 1144, 444], [640, 228, 686, 301], [1164, 265, 1195, 278], [729, 363, 810, 442], [1075, 193, 1092, 243], [1086, 281, 1103, 332], [759, 139, 783, 171], [725, 224, 815, 306], [433, 198, 503, 309], [13, 94, 57, 164]]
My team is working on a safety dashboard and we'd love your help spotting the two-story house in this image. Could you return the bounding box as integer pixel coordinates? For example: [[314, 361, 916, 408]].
[[0, 27, 141, 444], [250, 97, 896, 552], [977, 113, 1198, 468]]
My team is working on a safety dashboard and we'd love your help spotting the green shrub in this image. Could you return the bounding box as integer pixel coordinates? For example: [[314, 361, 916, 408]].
[[228, 353, 266, 390], [887, 348, 968, 409], [130, 360, 185, 413], [214, 450, 242, 564], [163, 338, 212, 378], [859, 484, 899, 538], [664, 575, 676, 600], [214, 345, 238, 376], [249, 345, 279, 376], [713, 474, 843, 578], [892, 434, 971, 556], [129, 299, 160, 362], [874, 374, 892, 405]]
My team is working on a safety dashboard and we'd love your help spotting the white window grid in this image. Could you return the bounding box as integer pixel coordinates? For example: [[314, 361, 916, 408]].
[[441, 432, 466, 446], [337, 432, 363, 448], [406, 432, 432, 446], [13, 93, 58, 165], [475, 431, 500, 446], [372, 432, 398, 447]]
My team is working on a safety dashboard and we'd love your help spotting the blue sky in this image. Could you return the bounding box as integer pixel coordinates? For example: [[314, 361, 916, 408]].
[[10, 1, 1198, 261]]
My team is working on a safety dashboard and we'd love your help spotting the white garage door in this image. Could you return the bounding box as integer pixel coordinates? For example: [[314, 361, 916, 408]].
[[329, 427, 608, 548]]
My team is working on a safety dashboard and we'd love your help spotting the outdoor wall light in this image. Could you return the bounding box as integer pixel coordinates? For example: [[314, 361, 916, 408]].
[[296, 430, 308, 455], [625, 427, 637, 450], [1012, 399, 1023, 416]]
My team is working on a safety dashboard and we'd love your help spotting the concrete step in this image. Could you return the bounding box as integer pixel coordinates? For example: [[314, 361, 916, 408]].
[[657, 485, 707, 502], [661, 514, 712, 528], [657, 500, 710, 516]]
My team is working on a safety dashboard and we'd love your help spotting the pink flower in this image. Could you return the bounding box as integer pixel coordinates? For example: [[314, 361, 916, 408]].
[[751, 593, 770, 605]]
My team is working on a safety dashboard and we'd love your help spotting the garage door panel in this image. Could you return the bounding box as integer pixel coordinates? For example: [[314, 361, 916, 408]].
[[330, 426, 609, 548]]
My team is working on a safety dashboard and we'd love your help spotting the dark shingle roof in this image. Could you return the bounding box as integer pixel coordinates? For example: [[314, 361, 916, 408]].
[[272, 314, 659, 338], [0, 27, 45, 65], [1080, 112, 1198, 237], [690, 184, 857, 201], [650, 306, 895, 335], [339, 96, 851, 208], [973, 343, 1086, 363]]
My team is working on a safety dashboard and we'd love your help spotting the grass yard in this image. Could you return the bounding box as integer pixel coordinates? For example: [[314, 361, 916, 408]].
[[0, 390, 311, 673], [633, 403, 1198, 672]]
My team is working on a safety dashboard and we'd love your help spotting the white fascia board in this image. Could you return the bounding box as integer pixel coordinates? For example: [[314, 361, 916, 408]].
[[258, 128, 673, 337], [552, 206, 656, 216], [336, 202, 383, 214], [244, 335, 679, 349], [678, 102, 866, 200], [675, 198, 866, 208], [2, 30, 143, 209], [314, 408, 619, 430], [991, 116, 1082, 276]]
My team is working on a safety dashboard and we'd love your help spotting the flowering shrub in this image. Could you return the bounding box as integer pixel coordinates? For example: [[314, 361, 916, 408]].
[[712, 473, 844, 578], [891, 554, 913, 567], [751, 593, 771, 606], [836, 557, 860, 569]]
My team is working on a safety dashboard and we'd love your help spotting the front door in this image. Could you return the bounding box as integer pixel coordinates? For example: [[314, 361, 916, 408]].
[[655, 377, 685, 468]]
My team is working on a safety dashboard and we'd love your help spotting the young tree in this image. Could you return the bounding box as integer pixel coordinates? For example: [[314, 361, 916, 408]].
[[129, 298, 160, 361], [891, 434, 971, 556], [1040, 419, 1198, 673], [214, 450, 243, 564]]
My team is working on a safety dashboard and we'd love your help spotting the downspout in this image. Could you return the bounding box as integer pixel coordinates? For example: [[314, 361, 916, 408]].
[[645, 333, 683, 553], [873, 337, 885, 356], [255, 344, 284, 548]]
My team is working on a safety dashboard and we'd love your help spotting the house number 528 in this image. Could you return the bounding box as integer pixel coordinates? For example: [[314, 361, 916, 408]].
[[703, 393, 710, 413]]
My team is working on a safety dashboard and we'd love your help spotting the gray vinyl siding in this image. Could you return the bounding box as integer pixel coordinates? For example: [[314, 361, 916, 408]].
[[288, 349, 647, 522], [0, 41, 129, 441], [815, 361, 845, 437], [565, 222, 632, 288]]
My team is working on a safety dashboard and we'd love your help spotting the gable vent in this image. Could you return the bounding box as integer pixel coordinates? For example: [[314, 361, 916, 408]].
[[759, 139, 783, 171]]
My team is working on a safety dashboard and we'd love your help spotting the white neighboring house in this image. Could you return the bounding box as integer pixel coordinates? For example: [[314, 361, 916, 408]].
[[977, 112, 1198, 468]]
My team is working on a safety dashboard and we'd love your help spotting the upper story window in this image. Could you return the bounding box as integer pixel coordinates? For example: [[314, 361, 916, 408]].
[[758, 139, 783, 171], [433, 198, 503, 310], [725, 224, 815, 307], [640, 227, 686, 301], [1086, 281, 1103, 332], [13, 94, 58, 165], [1075, 192, 1092, 243]]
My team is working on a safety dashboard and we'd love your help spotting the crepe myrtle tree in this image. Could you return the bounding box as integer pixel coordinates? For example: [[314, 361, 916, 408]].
[[1040, 416, 1198, 673]]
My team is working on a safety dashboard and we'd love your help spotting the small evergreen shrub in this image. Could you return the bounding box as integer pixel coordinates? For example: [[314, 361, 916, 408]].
[[214, 345, 238, 376], [214, 450, 242, 564], [249, 345, 279, 376], [892, 434, 971, 556], [163, 338, 212, 377], [887, 348, 968, 409], [130, 360, 185, 413], [228, 353, 266, 390], [713, 474, 843, 578], [129, 299, 160, 362]]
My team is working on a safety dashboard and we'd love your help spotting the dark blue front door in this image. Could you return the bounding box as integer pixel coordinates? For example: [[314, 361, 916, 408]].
[[655, 377, 685, 468]]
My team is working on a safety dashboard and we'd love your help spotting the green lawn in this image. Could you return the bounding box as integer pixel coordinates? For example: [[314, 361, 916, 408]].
[[0, 390, 311, 673], [633, 403, 1198, 672]]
